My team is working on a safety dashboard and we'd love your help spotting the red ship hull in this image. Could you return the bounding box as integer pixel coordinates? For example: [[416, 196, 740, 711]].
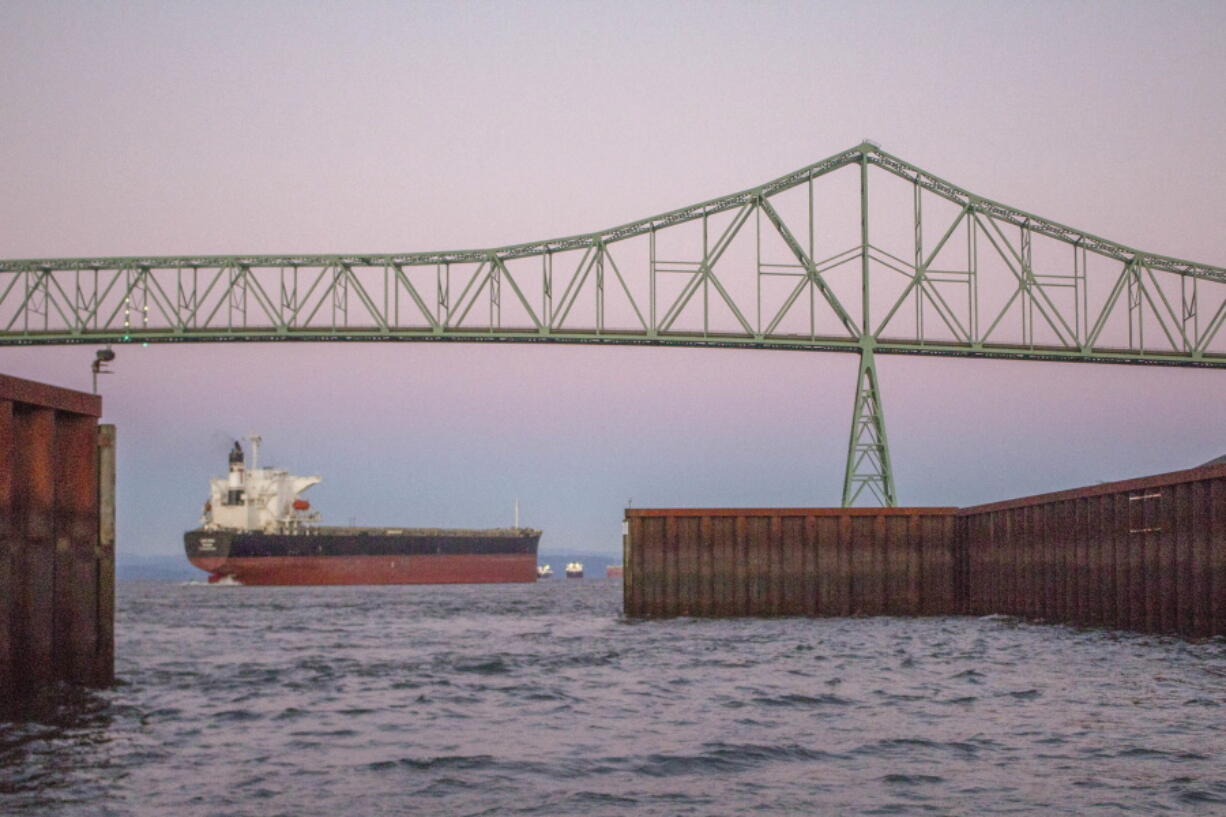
[[190, 553, 538, 585]]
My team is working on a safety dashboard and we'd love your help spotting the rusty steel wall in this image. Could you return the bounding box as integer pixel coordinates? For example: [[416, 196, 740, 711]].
[[623, 467, 1223, 638], [0, 373, 113, 708], [623, 508, 958, 618], [959, 464, 1226, 638]]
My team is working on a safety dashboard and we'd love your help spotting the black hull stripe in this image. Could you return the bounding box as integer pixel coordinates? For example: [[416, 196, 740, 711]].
[[186, 530, 541, 559]]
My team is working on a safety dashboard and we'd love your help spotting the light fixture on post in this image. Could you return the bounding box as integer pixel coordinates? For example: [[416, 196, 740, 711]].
[[91, 348, 115, 394]]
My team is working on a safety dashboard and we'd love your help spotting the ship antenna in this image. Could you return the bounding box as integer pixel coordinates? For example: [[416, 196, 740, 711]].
[[514, 497, 520, 530], [246, 433, 262, 471]]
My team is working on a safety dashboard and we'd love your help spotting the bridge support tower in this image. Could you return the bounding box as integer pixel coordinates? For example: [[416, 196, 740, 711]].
[[841, 345, 896, 507]]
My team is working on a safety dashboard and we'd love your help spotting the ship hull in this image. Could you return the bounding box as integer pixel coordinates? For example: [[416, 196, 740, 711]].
[[185, 528, 540, 586]]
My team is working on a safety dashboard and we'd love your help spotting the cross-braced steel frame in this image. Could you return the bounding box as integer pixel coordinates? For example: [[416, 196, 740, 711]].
[[4, 143, 1225, 505]]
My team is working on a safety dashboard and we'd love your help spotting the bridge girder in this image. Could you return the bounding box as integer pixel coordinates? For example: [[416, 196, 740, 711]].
[[4, 143, 1225, 506], [3, 143, 1223, 365]]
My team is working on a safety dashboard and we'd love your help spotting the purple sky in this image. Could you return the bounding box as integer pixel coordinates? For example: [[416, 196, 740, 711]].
[[3, 1, 1225, 558]]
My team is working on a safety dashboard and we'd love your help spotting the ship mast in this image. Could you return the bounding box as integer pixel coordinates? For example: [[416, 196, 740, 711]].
[[243, 433, 262, 530]]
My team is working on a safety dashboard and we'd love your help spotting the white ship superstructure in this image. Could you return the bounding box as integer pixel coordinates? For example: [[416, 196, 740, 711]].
[[202, 435, 321, 533]]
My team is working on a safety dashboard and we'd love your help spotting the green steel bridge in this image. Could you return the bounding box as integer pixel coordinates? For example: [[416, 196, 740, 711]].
[[3, 143, 1224, 506]]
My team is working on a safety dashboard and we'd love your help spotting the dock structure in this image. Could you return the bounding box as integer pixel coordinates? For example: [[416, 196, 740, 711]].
[[0, 374, 115, 712], [959, 463, 1226, 638], [623, 507, 958, 619], [625, 464, 1226, 638]]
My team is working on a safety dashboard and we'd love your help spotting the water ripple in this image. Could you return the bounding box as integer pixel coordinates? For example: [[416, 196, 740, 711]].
[[0, 580, 1223, 816]]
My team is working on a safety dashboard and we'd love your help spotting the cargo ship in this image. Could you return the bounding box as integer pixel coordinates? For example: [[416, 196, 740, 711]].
[[184, 436, 540, 585]]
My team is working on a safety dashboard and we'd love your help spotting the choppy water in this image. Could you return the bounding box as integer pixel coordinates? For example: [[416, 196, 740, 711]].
[[3, 580, 1226, 816]]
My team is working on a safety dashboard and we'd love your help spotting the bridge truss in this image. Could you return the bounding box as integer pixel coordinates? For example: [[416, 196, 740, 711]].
[[4, 143, 1225, 505]]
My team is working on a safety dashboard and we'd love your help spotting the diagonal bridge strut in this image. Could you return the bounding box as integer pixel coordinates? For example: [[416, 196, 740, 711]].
[[4, 143, 1226, 506]]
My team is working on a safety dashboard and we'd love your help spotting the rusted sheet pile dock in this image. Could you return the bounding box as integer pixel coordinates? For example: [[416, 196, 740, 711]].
[[624, 465, 1225, 637], [959, 463, 1226, 638], [1, 374, 115, 710], [624, 508, 958, 618]]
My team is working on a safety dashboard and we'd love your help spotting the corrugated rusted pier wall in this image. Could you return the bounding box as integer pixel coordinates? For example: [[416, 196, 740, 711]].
[[625, 466, 1225, 637], [0, 373, 115, 711], [623, 508, 959, 617], [958, 464, 1226, 638]]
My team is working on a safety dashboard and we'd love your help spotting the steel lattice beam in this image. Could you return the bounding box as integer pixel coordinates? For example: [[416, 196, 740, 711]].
[[4, 143, 1226, 506], [2, 142, 1222, 363]]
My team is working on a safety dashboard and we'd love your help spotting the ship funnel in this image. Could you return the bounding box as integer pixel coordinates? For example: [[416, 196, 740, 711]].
[[226, 440, 246, 506]]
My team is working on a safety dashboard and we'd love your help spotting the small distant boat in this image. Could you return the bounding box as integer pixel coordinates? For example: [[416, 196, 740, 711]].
[[537, 564, 554, 579], [565, 561, 584, 579], [605, 565, 624, 579]]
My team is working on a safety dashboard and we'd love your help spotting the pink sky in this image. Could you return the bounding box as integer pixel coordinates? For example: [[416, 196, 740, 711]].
[[3, 0, 1225, 557]]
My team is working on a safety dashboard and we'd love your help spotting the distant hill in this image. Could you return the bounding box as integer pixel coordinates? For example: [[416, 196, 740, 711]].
[[1201, 454, 1226, 467]]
